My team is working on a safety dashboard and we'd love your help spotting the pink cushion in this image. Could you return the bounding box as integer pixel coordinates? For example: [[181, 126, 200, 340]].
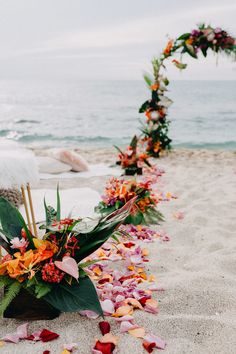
[[54, 149, 89, 172]]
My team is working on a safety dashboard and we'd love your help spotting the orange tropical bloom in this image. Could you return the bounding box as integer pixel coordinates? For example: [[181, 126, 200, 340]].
[[185, 38, 194, 45], [163, 40, 174, 55], [150, 83, 159, 91], [0, 239, 58, 281]]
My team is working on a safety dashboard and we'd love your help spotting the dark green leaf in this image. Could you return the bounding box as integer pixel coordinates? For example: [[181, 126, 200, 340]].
[[0, 197, 34, 248], [43, 276, 103, 315], [177, 33, 191, 40], [139, 100, 150, 113], [35, 282, 52, 298], [56, 184, 61, 221]]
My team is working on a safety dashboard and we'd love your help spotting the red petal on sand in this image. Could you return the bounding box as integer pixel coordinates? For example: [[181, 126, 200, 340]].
[[143, 341, 156, 353], [40, 329, 59, 342], [99, 321, 111, 335], [94, 340, 115, 354], [123, 242, 135, 248], [139, 296, 150, 306], [43, 351, 50, 354]]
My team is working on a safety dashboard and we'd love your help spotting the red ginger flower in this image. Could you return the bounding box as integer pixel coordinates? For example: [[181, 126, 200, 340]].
[[41, 261, 65, 283]]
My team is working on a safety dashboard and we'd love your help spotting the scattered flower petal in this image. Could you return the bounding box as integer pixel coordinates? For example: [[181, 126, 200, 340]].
[[128, 327, 146, 338], [99, 321, 111, 335]]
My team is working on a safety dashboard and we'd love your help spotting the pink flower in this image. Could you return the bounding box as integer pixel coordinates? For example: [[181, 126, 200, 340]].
[[10, 237, 28, 250]]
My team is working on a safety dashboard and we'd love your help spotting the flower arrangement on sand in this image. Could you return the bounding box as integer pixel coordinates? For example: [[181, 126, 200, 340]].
[[0, 190, 133, 319], [95, 177, 164, 225], [115, 135, 152, 175]]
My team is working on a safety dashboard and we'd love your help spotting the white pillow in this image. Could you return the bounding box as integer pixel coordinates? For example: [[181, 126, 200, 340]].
[[36, 156, 72, 174]]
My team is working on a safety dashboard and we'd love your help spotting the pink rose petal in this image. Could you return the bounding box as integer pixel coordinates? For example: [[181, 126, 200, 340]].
[[101, 299, 115, 315], [63, 342, 78, 351], [120, 321, 139, 333], [79, 310, 99, 319], [1, 333, 20, 343]]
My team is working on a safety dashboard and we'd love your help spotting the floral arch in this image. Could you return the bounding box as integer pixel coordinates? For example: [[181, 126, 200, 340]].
[[116, 24, 236, 174]]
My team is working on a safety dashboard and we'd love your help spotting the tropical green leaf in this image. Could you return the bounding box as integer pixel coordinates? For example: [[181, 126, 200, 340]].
[[125, 211, 144, 225], [35, 282, 52, 299], [0, 281, 22, 316], [0, 231, 11, 253], [43, 276, 103, 315], [56, 184, 61, 221], [75, 200, 133, 262], [0, 277, 15, 289], [143, 74, 153, 87], [144, 208, 165, 225], [139, 100, 150, 113], [79, 259, 100, 268], [0, 197, 34, 248], [130, 135, 138, 149], [177, 33, 191, 40], [184, 44, 198, 58], [44, 198, 57, 228], [114, 145, 124, 156]]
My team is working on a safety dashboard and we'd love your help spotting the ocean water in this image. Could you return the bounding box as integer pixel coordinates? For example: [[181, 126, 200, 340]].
[[0, 79, 235, 150]]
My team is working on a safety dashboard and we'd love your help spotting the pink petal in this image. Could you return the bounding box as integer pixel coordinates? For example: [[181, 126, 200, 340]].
[[63, 342, 78, 351], [55, 256, 79, 280], [16, 323, 29, 339], [1, 333, 20, 343], [120, 321, 139, 333], [79, 310, 99, 319], [114, 315, 134, 323], [144, 334, 166, 350], [101, 299, 115, 315]]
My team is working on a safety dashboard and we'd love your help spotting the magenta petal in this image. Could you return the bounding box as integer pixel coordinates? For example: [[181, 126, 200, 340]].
[[144, 334, 166, 350]]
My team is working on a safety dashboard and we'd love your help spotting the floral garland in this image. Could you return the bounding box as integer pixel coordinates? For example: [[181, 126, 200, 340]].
[[118, 24, 236, 160], [95, 177, 164, 225]]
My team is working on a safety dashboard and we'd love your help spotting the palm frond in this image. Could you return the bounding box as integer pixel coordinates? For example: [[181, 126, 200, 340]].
[[0, 281, 22, 316]]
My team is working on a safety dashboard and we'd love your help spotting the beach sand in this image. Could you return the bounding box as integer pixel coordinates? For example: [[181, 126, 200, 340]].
[[0, 149, 236, 354]]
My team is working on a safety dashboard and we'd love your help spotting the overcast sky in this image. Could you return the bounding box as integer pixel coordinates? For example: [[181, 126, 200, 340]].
[[0, 0, 235, 80]]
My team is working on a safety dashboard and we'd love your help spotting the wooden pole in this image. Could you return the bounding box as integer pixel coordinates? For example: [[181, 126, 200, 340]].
[[26, 183, 38, 237], [21, 185, 33, 233]]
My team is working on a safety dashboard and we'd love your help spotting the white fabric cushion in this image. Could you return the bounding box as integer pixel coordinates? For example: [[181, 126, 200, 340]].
[[36, 156, 71, 174]]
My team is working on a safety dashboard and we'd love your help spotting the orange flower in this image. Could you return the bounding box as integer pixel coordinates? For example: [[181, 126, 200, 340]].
[[185, 38, 194, 45], [150, 83, 159, 91], [0, 239, 57, 281], [153, 141, 161, 153], [163, 40, 173, 55], [145, 110, 152, 122]]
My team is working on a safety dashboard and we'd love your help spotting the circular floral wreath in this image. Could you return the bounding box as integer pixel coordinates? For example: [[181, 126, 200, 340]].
[[116, 23, 236, 168]]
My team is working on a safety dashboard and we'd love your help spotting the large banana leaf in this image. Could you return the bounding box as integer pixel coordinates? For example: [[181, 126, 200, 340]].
[[0, 197, 34, 248], [74, 199, 134, 262], [43, 275, 103, 315]]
